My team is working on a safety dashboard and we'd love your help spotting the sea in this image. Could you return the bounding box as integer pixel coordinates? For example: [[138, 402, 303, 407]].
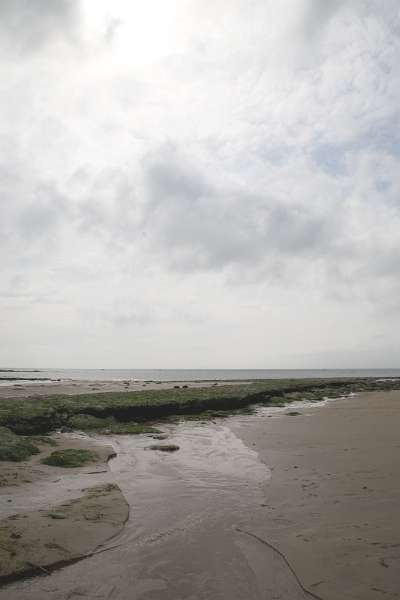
[[1, 368, 400, 384]]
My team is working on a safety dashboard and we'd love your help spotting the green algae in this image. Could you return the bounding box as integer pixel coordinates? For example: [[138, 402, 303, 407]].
[[149, 444, 180, 452], [41, 449, 99, 468], [0, 427, 40, 462], [67, 413, 159, 435], [0, 377, 399, 436]]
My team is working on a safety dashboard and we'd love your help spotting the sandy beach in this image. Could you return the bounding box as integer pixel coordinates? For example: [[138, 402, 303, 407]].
[[0, 390, 399, 598], [232, 391, 400, 599]]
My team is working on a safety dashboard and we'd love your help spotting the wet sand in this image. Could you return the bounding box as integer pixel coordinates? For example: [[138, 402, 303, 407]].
[[231, 391, 400, 599], [1, 391, 399, 598], [0, 434, 115, 490], [0, 436, 128, 584], [0, 483, 128, 584]]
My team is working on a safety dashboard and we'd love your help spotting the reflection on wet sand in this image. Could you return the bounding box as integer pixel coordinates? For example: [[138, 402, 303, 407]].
[[0, 419, 280, 599]]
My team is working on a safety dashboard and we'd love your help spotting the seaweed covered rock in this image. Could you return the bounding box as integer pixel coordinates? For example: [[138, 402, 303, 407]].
[[41, 448, 99, 468], [149, 444, 180, 452]]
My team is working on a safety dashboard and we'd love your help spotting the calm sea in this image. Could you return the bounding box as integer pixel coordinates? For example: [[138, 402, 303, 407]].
[[1, 368, 400, 383]]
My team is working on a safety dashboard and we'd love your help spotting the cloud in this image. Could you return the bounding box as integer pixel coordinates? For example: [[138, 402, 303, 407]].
[[0, 0, 79, 56], [1, 0, 400, 367], [301, 0, 346, 38], [139, 145, 340, 275]]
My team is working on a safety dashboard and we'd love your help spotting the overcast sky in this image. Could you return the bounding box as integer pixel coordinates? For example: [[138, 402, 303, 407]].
[[1, 0, 400, 369]]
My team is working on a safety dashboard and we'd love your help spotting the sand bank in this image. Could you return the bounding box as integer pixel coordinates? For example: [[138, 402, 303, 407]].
[[0, 436, 128, 585], [232, 391, 400, 599], [0, 433, 115, 489]]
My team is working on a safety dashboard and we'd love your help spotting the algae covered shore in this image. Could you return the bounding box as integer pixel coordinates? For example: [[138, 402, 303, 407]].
[[1, 376, 399, 437]]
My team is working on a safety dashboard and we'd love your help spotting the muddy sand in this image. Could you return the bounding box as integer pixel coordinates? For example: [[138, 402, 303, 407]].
[[0, 391, 399, 599], [0, 436, 128, 584]]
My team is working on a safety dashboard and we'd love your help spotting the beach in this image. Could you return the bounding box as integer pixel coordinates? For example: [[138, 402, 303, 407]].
[[231, 391, 400, 599], [0, 389, 399, 598]]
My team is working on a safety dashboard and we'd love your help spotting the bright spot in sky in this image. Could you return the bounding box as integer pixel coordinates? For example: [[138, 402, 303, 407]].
[[81, 0, 182, 66]]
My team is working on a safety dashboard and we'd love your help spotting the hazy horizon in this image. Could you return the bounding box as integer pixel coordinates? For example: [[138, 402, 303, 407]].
[[2, 365, 400, 373]]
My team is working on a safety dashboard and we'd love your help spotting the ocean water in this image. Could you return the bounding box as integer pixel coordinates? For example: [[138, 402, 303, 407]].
[[1, 367, 400, 383]]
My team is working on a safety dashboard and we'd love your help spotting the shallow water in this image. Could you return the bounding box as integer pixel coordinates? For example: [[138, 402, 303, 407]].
[[2, 367, 400, 384], [107, 422, 270, 545]]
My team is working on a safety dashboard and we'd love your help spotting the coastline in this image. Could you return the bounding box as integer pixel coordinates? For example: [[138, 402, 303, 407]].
[[0, 388, 399, 598]]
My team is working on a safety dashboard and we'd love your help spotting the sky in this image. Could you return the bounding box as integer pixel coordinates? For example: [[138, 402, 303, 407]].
[[1, 0, 400, 369]]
